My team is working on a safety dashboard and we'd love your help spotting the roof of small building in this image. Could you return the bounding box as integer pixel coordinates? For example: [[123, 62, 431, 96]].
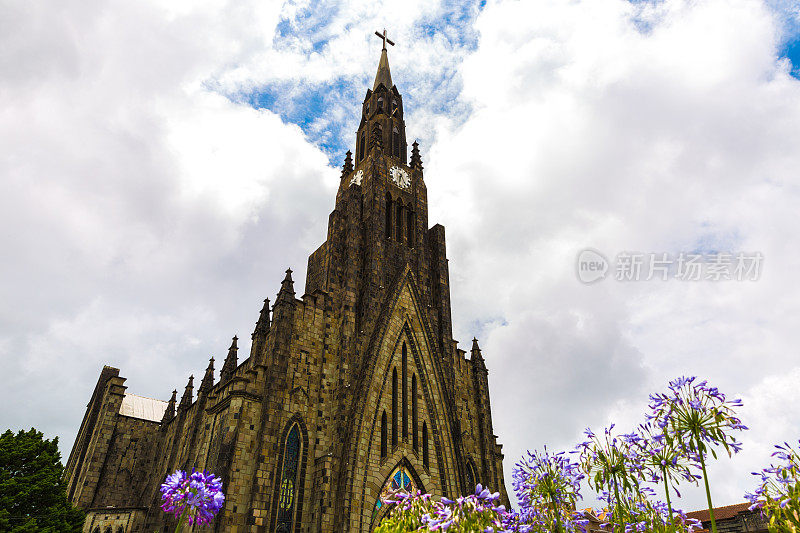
[[686, 502, 753, 523], [119, 393, 168, 422]]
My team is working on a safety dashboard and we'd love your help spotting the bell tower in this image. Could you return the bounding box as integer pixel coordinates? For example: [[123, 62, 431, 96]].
[[310, 30, 432, 324]]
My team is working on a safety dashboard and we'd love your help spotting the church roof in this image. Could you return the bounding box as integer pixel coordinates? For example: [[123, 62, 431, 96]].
[[686, 502, 753, 523], [373, 48, 393, 90], [119, 393, 168, 422]]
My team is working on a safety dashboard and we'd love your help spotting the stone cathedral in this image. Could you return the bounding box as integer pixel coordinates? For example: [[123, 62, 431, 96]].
[[65, 34, 508, 533]]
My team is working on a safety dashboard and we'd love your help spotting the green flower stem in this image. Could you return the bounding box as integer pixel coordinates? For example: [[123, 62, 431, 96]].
[[174, 507, 189, 533], [612, 473, 623, 533], [550, 494, 561, 533], [660, 465, 674, 519], [695, 435, 718, 533]]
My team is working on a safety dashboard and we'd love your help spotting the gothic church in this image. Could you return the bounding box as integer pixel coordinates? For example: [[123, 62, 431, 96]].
[[65, 35, 508, 532]]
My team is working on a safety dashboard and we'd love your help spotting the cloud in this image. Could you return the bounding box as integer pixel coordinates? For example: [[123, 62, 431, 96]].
[[429, 0, 800, 511], [1, 0, 800, 516]]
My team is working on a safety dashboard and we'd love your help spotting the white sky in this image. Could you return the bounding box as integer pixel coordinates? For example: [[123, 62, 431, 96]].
[[2, 0, 800, 514]]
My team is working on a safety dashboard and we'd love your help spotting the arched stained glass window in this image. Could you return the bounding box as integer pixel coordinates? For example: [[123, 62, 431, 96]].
[[276, 424, 302, 533], [465, 461, 477, 494], [374, 465, 416, 513]]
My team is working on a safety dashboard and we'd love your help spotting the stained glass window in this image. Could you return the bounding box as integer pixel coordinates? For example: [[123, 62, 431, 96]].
[[276, 424, 301, 533], [374, 465, 415, 512], [465, 462, 476, 494]]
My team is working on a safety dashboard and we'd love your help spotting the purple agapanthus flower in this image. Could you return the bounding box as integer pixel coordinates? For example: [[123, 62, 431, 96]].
[[160, 469, 225, 525], [378, 484, 506, 531], [745, 439, 800, 525], [648, 376, 747, 459]]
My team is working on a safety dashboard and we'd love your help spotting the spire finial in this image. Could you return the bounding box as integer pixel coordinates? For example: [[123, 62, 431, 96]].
[[200, 357, 215, 394], [471, 337, 485, 365], [410, 140, 423, 170], [372, 31, 395, 90], [276, 269, 296, 305], [342, 150, 353, 177], [162, 389, 177, 424], [221, 335, 240, 382], [374, 29, 395, 51], [252, 299, 271, 341], [179, 375, 194, 410]]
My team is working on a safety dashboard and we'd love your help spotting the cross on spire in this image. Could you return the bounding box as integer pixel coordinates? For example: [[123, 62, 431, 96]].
[[374, 29, 395, 51]]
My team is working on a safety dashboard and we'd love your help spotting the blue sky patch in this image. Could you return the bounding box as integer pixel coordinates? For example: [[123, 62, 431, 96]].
[[229, 0, 487, 165], [780, 38, 800, 79]]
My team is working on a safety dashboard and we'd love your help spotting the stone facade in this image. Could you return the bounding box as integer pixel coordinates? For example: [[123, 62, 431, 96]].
[[65, 44, 508, 533]]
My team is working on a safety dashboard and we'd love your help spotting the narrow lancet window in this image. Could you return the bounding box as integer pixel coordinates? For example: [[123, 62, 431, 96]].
[[466, 461, 477, 493], [381, 410, 387, 458], [385, 193, 392, 239], [395, 201, 403, 242], [406, 210, 414, 246], [412, 373, 418, 451], [422, 422, 429, 468], [277, 423, 302, 532], [392, 127, 400, 157], [392, 368, 398, 447], [402, 343, 407, 441]]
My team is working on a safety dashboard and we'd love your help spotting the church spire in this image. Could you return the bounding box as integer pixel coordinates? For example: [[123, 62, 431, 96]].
[[276, 269, 295, 304], [161, 389, 176, 424], [373, 29, 395, 90], [341, 150, 353, 177], [220, 335, 239, 382], [178, 375, 194, 411], [199, 357, 214, 395], [471, 337, 485, 367], [253, 298, 271, 340], [410, 140, 423, 170]]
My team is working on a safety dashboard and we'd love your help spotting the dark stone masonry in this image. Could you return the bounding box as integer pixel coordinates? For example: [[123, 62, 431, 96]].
[[65, 42, 509, 533]]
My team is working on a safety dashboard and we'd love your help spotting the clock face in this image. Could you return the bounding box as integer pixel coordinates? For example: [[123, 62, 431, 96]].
[[349, 169, 363, 187], [389, 166, 410, 189]]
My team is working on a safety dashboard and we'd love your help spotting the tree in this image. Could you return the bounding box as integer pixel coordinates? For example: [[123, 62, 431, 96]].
[[0, 428, 84, 532]]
